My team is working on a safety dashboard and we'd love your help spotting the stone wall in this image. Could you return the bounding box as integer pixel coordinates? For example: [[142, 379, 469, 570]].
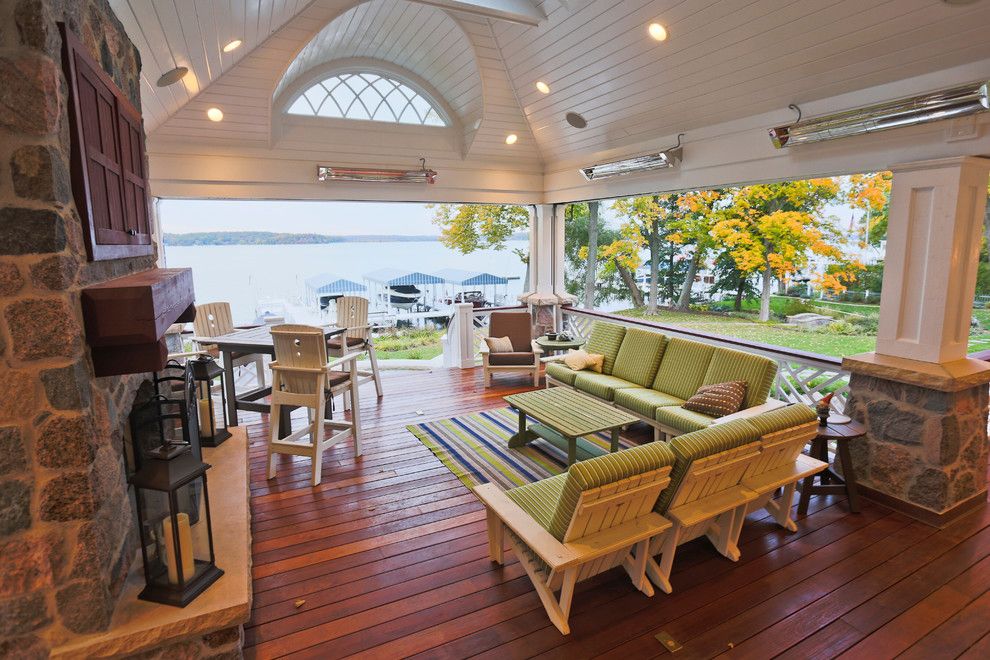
[[0, 0, 156, 654], [845, 372, 989, 515]]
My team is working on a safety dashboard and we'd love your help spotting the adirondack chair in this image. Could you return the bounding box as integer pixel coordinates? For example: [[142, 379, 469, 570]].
[[329, 296, 383, 399], [644, 420, 765, 594], [475, 442, 677, 635], [739, 404, 827, 532], [193, 301, 266, 387], [266, 324, 362, 486]]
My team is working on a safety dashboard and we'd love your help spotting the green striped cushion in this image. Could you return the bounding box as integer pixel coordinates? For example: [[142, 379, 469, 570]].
[[611, 329, 668, 387], [655, 405, 716, 434], [614, 387, 684, 419], [651, 338, 716, 400], [704, 347, 778, 408], [744, 404, 817, 437], [545, 361, 578, 386], [654, 419, 762, 512], [548, 441, 677, 540], [505, 473, 567, 532], [585, 323, 626, 375], [573, 372, 641, 401]]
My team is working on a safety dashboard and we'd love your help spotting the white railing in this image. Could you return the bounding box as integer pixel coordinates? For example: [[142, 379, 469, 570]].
[[562, 307, 850, 412], [442, 303, 529, 367]]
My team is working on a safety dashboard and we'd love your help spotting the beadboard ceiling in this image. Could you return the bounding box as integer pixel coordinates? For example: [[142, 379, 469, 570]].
[[117, 0, 990, 170]]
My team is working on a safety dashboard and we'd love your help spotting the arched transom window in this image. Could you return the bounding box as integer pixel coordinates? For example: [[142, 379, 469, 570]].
[[286, 72, 447, 126]]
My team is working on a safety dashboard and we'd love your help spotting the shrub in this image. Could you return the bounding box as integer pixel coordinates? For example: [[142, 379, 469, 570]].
[[778, 298, 812, 318], [854, 317, 878, 334], [824, 320, 858, 335]]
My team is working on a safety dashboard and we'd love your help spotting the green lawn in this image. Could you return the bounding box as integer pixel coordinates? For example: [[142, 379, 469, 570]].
[[372, 327, 444, 360]]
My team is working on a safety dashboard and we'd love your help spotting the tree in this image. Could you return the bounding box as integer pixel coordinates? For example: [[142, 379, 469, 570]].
[[563, 204, 634, 306], [709, 251, 758, 311], [431, 203, 531, 284], [712, 179, 844, 321], [845, 171, 892, 245], [668, 189, 733, 310], [612, 194, 686, 314]]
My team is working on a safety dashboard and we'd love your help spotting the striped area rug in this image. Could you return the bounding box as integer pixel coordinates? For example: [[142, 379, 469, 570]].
[[406, 407, 636, 491]]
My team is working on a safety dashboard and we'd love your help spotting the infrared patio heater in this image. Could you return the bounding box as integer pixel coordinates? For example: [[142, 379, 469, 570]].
[[768, 80, 990, 148], [317, 158, 437, 184]]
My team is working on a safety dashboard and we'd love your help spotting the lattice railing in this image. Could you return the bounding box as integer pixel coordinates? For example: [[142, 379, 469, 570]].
[[562, 307, 850, 412]]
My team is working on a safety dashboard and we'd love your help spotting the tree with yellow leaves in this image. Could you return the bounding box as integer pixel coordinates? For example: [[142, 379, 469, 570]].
[[431, 203, 531, 286], [712, 179, 846, 321], [668, 189, 734, 310], [611, 194, 685, 314], [845, 171, 892, 245]]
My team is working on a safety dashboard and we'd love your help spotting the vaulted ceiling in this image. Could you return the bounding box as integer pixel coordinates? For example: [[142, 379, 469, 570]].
[[115, 0, 990, 172]]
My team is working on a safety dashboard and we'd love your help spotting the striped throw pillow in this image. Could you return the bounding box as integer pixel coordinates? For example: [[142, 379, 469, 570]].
[[484, 336, 514, 353], [682, 380, 747, 417]]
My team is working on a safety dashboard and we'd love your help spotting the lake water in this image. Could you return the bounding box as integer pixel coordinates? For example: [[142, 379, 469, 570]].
[[163, 240, 530, 325]]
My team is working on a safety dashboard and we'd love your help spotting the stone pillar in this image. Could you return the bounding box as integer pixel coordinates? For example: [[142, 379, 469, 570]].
[[519, 204, 574, 335], [844, 156, 990, 524]]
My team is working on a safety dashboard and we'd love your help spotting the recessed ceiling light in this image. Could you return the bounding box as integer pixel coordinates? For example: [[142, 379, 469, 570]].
[[565, 112, 587, 129], [536, 81, 550, 94], [223, 39, 242, 53], [505, 134, 518, 145], [156, 66, 188, 87], [207, 107, 224, 122], [648, 22, 668, 41]]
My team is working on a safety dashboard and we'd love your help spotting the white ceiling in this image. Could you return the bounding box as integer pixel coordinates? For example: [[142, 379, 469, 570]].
[[118, 0, 990, 170]]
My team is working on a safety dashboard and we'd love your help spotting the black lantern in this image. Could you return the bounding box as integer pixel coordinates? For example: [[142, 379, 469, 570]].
[[189, 356, 230, 447], [130, 450, 223, 607], [129, 362, 201, 472]]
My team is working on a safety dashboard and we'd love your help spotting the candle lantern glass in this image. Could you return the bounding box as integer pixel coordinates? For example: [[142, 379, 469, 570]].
[[189, 356, 230, 447], [131, 454, 223, 607]]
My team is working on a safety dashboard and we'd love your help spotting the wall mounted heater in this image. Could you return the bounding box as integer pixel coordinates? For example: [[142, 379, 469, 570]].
[[317, 158, 437, 184], [580, 135, 684, 181], [769, 80, 990, 148]]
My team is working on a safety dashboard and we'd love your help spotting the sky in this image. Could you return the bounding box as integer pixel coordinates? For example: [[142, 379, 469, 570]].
[[158, 199, 441, 235]]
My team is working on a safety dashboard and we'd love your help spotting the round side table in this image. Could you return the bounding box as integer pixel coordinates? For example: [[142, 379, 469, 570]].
[[797, 419, 865, 515], [535, 336, 585, 356]]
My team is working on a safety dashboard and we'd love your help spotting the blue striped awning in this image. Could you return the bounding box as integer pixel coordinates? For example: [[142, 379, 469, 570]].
[[434, 268, 509, 286], [305, 274, 367, 295], [364, 268, 444, 286]]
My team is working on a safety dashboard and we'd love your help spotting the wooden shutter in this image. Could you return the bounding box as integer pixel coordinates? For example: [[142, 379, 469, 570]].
[[61, 24, 153, 260]]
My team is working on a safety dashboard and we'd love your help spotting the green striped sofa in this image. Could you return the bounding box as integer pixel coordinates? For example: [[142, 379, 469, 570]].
[[545, 321, 782, 441]]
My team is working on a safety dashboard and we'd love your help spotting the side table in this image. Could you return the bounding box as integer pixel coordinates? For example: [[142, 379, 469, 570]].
[[797, 419, 865, 515], [535, 336, 585, 356]]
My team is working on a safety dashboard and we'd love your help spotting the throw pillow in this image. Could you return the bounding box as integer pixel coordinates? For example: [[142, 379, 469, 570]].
[[683, 380, 747, 417], [562, 349, 605, 373], [484, 336, 514, 353]]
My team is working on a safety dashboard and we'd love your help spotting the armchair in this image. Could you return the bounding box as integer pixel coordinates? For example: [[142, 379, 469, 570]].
[[479, 311, 542, 386]]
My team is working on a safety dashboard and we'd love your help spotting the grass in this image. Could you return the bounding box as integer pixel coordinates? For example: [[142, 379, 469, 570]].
[[372, 327, 444, 360]]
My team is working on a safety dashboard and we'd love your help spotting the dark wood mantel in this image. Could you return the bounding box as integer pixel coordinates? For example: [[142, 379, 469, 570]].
[[81, 268, 195, 376]]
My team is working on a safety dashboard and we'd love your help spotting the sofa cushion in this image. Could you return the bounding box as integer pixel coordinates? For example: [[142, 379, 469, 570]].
[[651, 338, 716, 400], [488, 352, 536, 366], [585, 322, 626, 375], [549, 441, 676, 540], [574, 372, 641, 401], [683, 380, 747, 417], [612, 328, 668, 387], [563, 349, 603, 373], [655, 405, 717, 434], [546, 361, 578, 386], [742, 403, 818, 437], [654, 419, 763, 513], [614, 388, 685, 419], [505, 472, 568, 533], [703, 347, 778, 409]]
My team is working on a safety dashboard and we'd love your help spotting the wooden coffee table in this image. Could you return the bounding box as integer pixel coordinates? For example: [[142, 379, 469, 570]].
[[504, 387, 637, 466]]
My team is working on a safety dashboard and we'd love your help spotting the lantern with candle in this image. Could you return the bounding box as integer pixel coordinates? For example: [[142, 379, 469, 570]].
[[130, 448, 223, 607], [189, 355, 230, 447]]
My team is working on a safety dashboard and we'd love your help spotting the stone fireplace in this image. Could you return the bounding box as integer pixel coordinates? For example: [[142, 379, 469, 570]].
[[1, 0, 166, 654]]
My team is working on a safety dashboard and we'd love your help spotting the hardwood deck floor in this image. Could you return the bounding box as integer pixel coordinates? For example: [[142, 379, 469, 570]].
[[240, 367, 990, 659]]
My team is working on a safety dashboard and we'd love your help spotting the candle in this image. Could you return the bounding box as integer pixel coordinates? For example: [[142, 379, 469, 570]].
[[162, 512, 195, 585], [198, 397, 215, 438]]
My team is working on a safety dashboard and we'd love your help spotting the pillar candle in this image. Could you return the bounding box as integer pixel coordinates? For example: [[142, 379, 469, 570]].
[[162, 512, 195, 585], [198, 397, 215, 438]]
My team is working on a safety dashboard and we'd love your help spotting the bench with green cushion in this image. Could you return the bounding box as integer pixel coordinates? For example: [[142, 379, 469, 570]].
[[545, 321, 627, 386], [572, 327, 670, 401]]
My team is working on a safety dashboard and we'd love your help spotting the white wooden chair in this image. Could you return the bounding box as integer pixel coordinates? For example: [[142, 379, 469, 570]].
[[192, 302, 265, 387], [740, 406, 827, 532], [266, 324, 362, 487], [475, 442, 676, 634], [644, 420, 765, 594], [329, 296, 383, 399]]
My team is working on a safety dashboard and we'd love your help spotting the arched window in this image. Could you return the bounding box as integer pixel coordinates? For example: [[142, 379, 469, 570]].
[[285, 72, 447, 126]]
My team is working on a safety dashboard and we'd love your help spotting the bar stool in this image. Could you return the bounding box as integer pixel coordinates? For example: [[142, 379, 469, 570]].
[[797, 419, 865, 515], [328, 296, 383, 399]]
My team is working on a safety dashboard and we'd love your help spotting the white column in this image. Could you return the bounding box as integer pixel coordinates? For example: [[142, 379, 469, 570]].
[[876, 156, 990, 363], [527, 203, 555, 298]]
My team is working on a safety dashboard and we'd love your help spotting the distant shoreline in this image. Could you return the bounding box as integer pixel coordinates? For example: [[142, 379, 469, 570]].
[[163, 231, 527, 246]]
